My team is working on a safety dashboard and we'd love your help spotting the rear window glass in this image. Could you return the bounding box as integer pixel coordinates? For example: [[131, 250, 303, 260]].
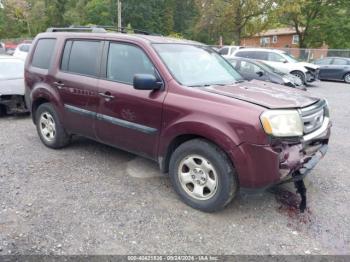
[[32, 39, 56, 69], [219, 47, 229, 55], [61, 40, 100, 77]]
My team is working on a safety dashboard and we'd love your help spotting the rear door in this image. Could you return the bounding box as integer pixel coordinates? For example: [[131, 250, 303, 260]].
[[96, 41, 166, 159], [329, 58, 350, 80], [316, 58, 333, 79], [52, 39, 103, 138]]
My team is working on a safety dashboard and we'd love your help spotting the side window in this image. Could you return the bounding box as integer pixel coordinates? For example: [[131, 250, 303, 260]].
[[315, 58, 332, 65], [107, 43, 155, 84], [240, 61, 262, 74], [229, 60, 238, 68], [332, 58, 347, 65], [235, 51, 251, 58], [267, 52, 286, 62], [32, 39, 57, 69], [61, 40, 101, 77], [254, 51, 268, 60], [19, 44, 30, 52], [219, 47, 229, 55]]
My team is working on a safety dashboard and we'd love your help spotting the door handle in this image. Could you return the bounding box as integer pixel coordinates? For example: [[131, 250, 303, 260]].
[[53, 81, 65, 89], [99, 92, 115, 100]]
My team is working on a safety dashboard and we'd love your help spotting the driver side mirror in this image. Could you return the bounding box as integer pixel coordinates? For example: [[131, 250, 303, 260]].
[[256, 71, 264, 77], [133, 74, 163, 91], [283, 59, 288, 63]]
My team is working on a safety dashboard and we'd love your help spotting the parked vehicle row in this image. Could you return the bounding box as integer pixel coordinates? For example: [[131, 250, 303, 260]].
[[0, 41, 31, 59], [231, 48, 319, 85], [24, 27, 331, 212]]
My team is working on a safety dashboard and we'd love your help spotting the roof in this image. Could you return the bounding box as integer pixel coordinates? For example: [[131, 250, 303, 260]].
[[253, 27, 303, 37], [37, 31, 203, 45], [233, 47, 286, 54]]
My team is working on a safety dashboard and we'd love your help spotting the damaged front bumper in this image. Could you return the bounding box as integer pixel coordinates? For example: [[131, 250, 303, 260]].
[[277, 117, 330, 185], [0, 95, 28, 114], [233, 117, 331, 190]]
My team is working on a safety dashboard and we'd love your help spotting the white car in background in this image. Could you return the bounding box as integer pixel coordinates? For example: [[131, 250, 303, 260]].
[[218, 46, 245, 59], [0, 56, 27, 116], [232, 48, 319, 84], [13, 43, 31, 60]]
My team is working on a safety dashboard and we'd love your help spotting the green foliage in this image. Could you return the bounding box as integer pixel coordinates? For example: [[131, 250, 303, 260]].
[[274, 0, 350, 48], [0, 0, 349, 49]]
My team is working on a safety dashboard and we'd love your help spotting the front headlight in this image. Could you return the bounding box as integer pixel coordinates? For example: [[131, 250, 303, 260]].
[[260, 110, 303, 137]]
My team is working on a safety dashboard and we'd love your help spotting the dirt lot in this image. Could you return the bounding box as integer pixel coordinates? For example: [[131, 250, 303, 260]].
[[0, 81, 349, 255]]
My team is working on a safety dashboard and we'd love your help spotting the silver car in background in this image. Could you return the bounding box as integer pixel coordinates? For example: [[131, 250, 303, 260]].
[[0, 56, 27, 116]]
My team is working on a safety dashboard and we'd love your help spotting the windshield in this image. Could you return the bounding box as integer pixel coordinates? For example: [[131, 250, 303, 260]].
[[0, 60, 24, 80], [153, 44, 243, 86], [255, 60, 285, 75], [282, 52, 299, 63]]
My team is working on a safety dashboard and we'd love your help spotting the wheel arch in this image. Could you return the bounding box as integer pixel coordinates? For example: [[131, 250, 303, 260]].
[[159, 127, 239, 174]]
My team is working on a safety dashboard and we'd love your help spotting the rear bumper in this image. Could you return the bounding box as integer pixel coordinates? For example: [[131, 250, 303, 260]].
[[231, 118, 331, 189]]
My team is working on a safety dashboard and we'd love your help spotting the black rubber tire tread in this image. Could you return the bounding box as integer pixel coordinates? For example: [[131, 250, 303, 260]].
[[169, 138, 238, 212], [35, 103, 71, 149], [291, 70, 306, 85]]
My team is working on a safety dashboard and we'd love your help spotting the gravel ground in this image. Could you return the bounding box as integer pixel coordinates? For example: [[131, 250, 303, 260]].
[[0, 81, 349, 255]]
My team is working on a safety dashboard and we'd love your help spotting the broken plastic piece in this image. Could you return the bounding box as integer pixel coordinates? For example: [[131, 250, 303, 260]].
[[294, 178, 307, 212]]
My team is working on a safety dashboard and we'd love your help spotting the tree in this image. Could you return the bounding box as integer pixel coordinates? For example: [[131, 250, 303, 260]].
[[275, 0, 350, 48], [194, 0, 274, 45]]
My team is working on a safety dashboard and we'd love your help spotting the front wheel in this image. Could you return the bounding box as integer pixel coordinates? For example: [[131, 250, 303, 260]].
[[35, 103, 71, 149], [169, 139, 238, 212], [291, 71, 306, 85], [344, 73, 350, 84]]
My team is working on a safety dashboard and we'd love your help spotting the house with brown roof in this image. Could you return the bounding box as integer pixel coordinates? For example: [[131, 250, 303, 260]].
[[240, 27, 302, 48]]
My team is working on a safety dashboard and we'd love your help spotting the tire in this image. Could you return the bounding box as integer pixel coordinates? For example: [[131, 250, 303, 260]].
[[169, 139, 238, 212], [291, 71, 306, 85], [0, 105, 6, 117], [344, 73, 350, 84], [35, 103, 71, 149]]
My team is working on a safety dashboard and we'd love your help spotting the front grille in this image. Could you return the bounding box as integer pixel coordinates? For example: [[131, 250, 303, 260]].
[[300, 99, 327, 134]]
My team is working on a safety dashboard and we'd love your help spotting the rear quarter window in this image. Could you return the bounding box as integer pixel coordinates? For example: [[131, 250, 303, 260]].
[[31, 39, 56, 69]]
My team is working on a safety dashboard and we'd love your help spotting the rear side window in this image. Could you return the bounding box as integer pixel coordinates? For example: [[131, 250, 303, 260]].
[[332, 58, 348, 65], [32, 39, 56, 69], [61, 40, 101, 77], [106, 43, 155, 84]]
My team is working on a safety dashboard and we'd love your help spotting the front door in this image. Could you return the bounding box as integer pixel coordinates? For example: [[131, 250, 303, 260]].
[[96, 42, 166, 159]]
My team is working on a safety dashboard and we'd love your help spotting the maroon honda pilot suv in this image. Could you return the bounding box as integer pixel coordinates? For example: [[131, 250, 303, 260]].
[[25, 27, 331, 212]]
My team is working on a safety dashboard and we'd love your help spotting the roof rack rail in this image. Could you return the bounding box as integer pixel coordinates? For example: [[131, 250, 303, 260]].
[[46, 26, 161, 36], [46, 26, 107, 33]]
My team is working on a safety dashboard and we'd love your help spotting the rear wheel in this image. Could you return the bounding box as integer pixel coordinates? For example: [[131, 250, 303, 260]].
[[169, 139, 238, 212], [35, 103, 71, 149], [344, 73, 350, 84], [291, 71, 306, 85]]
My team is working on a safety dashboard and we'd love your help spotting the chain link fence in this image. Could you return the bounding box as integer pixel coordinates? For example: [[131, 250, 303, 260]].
[[275, 48, 350, 62]]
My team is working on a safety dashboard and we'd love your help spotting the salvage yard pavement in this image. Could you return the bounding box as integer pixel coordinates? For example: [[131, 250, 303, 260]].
[[0, 81, 349, 255]]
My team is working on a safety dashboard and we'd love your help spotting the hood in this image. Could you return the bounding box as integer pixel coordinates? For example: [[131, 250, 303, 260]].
[[202, 80, 319, 109], [297, 62, 320, 70], [0, 78, 25, 96]]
